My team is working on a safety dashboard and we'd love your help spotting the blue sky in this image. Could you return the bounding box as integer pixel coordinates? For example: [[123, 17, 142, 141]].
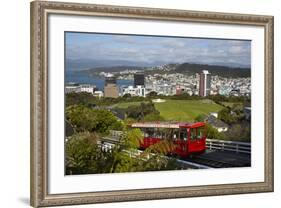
[[65, 32, 251, 67]]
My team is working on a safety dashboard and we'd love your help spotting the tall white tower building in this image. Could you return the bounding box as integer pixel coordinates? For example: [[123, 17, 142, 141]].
[[199, 70, 211, 97]]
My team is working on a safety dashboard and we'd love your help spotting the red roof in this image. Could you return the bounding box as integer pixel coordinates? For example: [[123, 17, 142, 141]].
[[131, 122, 205, 129]]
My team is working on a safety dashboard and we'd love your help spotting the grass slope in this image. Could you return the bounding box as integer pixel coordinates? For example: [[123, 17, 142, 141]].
[[115, 99, 223, 121], [154, 100, 223, 121]]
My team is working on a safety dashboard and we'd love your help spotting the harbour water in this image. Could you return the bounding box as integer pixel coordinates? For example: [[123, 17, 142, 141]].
[[66, 71, 133, 90]]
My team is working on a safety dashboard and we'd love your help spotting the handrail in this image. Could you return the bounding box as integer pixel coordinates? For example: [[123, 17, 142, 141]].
[[206, 139, 251, 154]]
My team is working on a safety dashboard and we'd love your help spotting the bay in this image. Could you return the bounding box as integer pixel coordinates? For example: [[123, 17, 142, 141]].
[[66, 71, 133, 90]]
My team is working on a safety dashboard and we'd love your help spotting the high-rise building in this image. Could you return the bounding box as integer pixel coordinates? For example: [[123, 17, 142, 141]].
[[199, 70, 211, 97], [104, 84, 119, 98], [134, 73, 145, 87], [105, 73, 117, 85], [104, 74, 119, 98]]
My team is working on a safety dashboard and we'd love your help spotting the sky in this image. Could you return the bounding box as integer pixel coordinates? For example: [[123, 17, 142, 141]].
[[65, 32, 251, 68]]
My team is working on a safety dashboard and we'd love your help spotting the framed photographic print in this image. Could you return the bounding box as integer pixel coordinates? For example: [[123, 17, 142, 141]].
[[30, 1, 274, 207]]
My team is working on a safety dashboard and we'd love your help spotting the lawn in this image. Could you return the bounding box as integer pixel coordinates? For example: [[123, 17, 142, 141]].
[[113, 101, 149, 108], [115, 99, 223, 121], [155, 100, 223, 121]]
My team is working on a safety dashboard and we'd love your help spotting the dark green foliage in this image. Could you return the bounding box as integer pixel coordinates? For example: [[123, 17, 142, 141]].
[[205, 123, 226, 140], [213, 105, 250, 142], [207, 94, 250, 104], [66, 92, 96, 107], [66, 105, 123, 133], [65, 132, 103, 174], [66, 92, 149, 108], [65, 129, 178, 175], [194, 114, 206, 122], [147, 91, 158, 97], [225, 122, 251, 142], [125, 102, 160, 121], [120, 128, 144, 149], [122, 93, 132, 98], [218, 108, 238, 124]]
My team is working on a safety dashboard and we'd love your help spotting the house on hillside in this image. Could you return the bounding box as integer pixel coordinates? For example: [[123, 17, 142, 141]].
[[205, 115, 229, 132]]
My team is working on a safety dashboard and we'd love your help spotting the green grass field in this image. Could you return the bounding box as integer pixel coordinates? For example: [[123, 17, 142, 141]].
[[113, 101, 149, 109], [115, 99, 223, 121]]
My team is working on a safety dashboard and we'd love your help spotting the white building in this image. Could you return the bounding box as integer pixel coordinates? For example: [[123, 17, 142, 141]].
[[93, 90, 103, 98], [65, 85, 81, 94], [65, 84, 96, 94], [199, 70, 211, 97], [80, 84, 95, 94], [121, 85, 146, 97]]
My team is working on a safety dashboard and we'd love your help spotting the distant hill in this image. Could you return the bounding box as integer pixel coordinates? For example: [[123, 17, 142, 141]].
[[77, 62, 251, 78], [80, 66, 145, 76], [175, 63, 251, 77], [66, 58, 158, 71]]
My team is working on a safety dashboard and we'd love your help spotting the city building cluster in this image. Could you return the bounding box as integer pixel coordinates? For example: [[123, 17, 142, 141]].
[[66, 69, 251, 98], [65, 83, 103, 98]]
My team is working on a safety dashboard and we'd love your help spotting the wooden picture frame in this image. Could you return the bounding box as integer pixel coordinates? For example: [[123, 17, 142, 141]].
[[30, 1, 274, 207]]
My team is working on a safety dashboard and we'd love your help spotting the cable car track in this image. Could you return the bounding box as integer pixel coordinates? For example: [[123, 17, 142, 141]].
[[184, 156, 245, 168]]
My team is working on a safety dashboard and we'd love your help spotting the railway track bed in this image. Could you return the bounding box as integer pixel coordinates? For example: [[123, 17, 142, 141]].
[[185, 150, 251, 168]]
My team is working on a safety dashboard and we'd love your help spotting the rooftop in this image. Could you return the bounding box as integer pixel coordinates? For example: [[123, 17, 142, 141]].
[[131, 121, 205, 129]]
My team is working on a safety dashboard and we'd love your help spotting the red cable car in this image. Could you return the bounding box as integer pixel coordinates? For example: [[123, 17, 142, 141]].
[[131, 122, 206, 157]]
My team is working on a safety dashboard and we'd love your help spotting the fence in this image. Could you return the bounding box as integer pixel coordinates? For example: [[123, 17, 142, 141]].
[[109, 130, 123, 138], [206, 139, 251, 154]]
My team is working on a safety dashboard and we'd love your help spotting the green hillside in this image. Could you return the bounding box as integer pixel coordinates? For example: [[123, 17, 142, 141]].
[[115, 99, 223, 121]]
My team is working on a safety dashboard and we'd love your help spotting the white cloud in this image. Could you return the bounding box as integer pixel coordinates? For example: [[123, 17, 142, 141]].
[[66, 33, 251, 66]]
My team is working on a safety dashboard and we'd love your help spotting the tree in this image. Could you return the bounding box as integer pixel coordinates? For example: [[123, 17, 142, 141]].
[[122, 93, 132, 98], [218, 108, 237, 124], [205, 123, 226, 140], [66, 92, 97, 107], [147, 91, 158, 97], [65, 127, 178, 174], [65, 132, 101, 174], [125, 102, 160, 121], [120, 128, 144, 149], [225, 123, 251, 142], [94, 109, 123, 133], [66, 105, 98, 132], [194, 114, 206, 122], [107, 128, 144, 173], [66, 105, 124, 134]]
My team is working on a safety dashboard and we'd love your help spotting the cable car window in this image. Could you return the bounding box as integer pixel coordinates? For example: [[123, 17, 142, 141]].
[[163, 129, 170, 140], [143, 128, 148, 138], [173, 129, 179, 140], [197, 127, 204, 139], [190, 128, 197, 140], [155, 129, 161, 139], [180, 128, 187, 141], [146, 128, 154, 137]]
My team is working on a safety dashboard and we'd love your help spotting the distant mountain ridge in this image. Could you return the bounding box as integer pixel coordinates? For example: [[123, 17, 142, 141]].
[[66, 58, 250, 71], [175, 63, 250, 77], [80, 66, 145, 76], [75, 62, 251, 78], [66, 58, 158, 71]]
